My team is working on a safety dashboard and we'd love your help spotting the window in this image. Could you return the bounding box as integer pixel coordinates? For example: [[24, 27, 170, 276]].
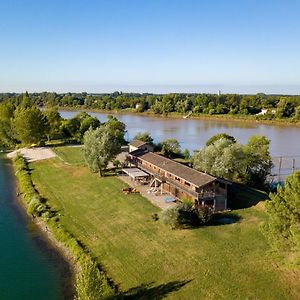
[[185, 181, 191, 186]]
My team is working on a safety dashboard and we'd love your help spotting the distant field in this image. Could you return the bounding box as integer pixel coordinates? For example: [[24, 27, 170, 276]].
[[30, 148, 300, 299]]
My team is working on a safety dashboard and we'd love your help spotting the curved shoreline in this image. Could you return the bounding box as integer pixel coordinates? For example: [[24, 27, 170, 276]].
[[57, 106, 300, 127], [7, 156, 78, 300], [10, 154, 115, 299]]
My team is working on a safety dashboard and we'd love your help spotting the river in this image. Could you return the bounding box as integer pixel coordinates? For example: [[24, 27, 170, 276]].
[[0, 155, 67, 300], [60, 110, 300, 175]]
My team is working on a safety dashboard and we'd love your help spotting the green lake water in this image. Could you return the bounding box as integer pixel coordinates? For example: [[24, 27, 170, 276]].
[[0, 155, 66, 300]]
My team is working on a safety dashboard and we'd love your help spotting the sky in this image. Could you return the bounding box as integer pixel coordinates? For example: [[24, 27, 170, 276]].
[[0, 0, 300, 94]]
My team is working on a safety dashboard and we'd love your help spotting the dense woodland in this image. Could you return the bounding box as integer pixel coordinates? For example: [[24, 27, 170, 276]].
[[1, 91, 300, 120]]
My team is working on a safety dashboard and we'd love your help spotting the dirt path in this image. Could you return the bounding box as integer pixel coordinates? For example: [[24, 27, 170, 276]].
[[7, 147, 56, 162]]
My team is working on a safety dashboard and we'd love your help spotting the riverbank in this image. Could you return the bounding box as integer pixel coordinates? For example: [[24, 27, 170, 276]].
[[11, 154, 115, 299], [0, 155, 69, 300], [10, 156, 77, 300], [57, 106, 300, 127]]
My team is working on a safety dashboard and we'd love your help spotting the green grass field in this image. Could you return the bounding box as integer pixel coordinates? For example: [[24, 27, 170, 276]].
[[30, 147, 300, 299], [52, 146, 85, 165]]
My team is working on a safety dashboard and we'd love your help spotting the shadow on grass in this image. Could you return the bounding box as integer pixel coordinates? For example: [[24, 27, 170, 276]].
[[45, 139, 81, 148], [228, 183, 269, 210], [208, 212, 241, 226], [106, 280, 192, 300]]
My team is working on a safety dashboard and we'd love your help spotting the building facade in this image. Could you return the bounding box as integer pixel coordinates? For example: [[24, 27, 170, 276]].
[[127, 148, 229, 211], [128, 140, 154, 154]]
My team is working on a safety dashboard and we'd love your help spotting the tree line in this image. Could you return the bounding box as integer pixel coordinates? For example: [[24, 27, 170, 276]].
[[0, 93, 125, 148], [1, 91, 300, 121]]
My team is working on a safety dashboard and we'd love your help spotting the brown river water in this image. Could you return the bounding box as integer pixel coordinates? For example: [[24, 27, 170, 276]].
[[60, 110, 300, 177]]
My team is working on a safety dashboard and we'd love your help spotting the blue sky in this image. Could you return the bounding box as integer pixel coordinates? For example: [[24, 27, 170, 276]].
[[0, 0, 300, 94]]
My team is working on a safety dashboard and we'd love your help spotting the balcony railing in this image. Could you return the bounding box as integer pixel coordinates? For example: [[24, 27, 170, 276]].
[[139, 165, 200, 199], [137, 163, 226, 200]]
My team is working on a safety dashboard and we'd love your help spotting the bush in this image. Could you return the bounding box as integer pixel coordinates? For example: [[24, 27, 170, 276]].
[[161, 201, 213, 229], [75, 258, 109, 300], [196, 206, 213, 225], [161, 207, 180, 229], [177, 202, 200, 227]]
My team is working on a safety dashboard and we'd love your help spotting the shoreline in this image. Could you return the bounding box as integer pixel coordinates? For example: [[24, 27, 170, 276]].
[[7, 157, 78, 300], [57, 106, 300, 127]]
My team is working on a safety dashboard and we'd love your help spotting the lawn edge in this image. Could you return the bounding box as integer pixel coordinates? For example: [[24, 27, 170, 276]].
[[11, 155, 116, 299]]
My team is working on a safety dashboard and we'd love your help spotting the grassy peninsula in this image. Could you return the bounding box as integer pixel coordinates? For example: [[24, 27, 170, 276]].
[[27, 147, 300, 299]]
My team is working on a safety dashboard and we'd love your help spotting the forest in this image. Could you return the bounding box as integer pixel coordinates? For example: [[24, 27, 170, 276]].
[[1, 91, 300, 121]]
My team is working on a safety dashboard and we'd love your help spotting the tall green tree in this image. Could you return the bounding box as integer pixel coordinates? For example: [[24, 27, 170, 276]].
[[264, 171, 300, 257], [0, 102, 16, 147], [244, 135, 273, 189], [13, 106, 49, 145], [83, 125, 122, 176], [79, 115, 100, 137], [105, 115, 126, 144], [193, 138, 246, 181], [44, 108, 62, 140], [193, 134, 272, 188]]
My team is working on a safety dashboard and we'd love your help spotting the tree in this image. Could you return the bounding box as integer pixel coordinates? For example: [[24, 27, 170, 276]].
[[244, 135, 273, 189], [60, 118, 81, 141], [44, 107, 62, 141], [193, 135, 272, 188], [264, 171, 300, 255], [183, 148, 191, 160], [21, 91, 33, 108], [193, 138, 246, 182], [133, 132, 154, 144], [0, 102, 16, 147], [105, 115, 126, 145], [79, 116, 100, 136], [160, 138, 181, 158], [13, 106, 49, 145], [60, 112, 101, 142], [206, 133, 236, 146], [83, 125, 122, 176]]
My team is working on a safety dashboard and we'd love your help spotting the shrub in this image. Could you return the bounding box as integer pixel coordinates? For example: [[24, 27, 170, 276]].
[[161, 207, 180, 229], [161, 201, 213, 229], [75, 258, 110, 300], [177, 202, 200, 227], [196, 206, 213, 225]]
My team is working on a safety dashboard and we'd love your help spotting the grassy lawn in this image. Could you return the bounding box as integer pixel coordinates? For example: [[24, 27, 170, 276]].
[[30, 149, 300, 299], [52, 146, 85, 165]]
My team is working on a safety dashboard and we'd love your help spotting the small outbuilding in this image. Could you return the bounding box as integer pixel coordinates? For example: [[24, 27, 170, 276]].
[[128, 140, 154, 153]]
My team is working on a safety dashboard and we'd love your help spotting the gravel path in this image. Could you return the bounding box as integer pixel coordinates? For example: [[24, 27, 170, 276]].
[[7, 147, 56, 162]]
